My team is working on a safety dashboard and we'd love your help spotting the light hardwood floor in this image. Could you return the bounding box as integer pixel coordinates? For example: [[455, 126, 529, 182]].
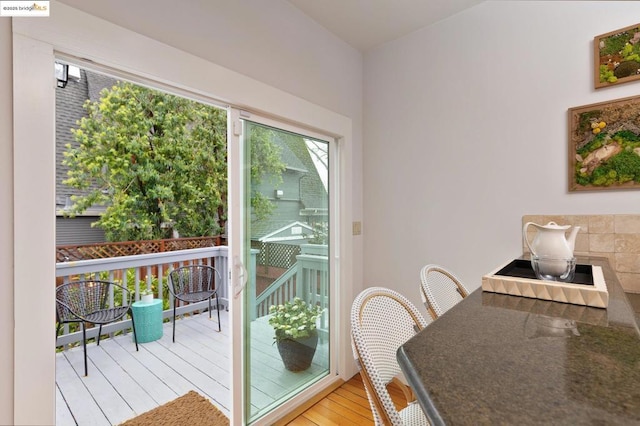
[[286, 374, 409, 425]]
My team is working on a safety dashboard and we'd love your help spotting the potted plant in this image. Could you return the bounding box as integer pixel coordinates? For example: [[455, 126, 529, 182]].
[[141, 288, 154, 304], [268, 297, 324, 372]]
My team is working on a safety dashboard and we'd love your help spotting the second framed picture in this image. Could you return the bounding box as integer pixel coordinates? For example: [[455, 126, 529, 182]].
[[595, 23, 640, 89], [568, 95, 640, 191]]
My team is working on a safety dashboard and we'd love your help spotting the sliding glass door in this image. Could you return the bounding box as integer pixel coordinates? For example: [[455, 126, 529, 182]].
[[241, 118, 331, 423]]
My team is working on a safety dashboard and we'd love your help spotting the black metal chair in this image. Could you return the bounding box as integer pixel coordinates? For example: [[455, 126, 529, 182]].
[[56, 280, 139, 376], [168, 265, 221, 342]]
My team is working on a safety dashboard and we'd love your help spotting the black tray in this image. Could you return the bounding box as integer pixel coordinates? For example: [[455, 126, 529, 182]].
[[495, 259, 594, 286]]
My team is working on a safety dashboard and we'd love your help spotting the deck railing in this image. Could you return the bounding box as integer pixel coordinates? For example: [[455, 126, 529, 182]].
[[56, 235, 224, 262], [55, 244, 328, 347], [254, 244, 329, 330], [55, 246, 243, 347]]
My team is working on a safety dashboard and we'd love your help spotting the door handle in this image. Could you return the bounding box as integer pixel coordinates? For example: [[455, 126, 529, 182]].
[[234, 256, 247, 298]]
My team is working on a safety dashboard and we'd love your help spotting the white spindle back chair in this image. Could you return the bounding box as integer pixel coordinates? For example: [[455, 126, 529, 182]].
[[419, 264, 469, 320], [351, 287, 430, 425]]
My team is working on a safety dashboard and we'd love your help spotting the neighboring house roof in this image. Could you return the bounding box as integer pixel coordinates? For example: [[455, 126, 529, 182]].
[[250, 132, 328, 241], [278, 137, 308, 173], [258, 221, 314, 243], [281, 134, 328, 212]]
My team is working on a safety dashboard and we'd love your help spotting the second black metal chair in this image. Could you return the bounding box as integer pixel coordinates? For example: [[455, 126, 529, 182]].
[[168, 264, 221, 342]]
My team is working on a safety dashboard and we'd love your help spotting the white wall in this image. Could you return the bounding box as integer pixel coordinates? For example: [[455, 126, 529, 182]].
[[364, 1, 640, 311], [0, 18, 14, 426]]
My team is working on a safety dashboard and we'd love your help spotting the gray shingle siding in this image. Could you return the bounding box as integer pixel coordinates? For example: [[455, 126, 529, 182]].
[[55, 68, 118, 211], [55, 68, 117, 244], [56, 216, 105, 245], [251, 134, 328, 240]]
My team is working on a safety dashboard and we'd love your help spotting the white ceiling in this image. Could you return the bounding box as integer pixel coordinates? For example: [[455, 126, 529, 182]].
[[58, 0, 485, 54], [286, 0, 485, 51]]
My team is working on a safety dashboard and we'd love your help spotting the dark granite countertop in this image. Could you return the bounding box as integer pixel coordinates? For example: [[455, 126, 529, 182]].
[[397, 257, 640, 425]]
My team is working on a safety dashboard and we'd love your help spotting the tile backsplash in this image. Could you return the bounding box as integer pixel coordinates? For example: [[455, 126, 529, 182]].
[[522, 214, 640, 293]]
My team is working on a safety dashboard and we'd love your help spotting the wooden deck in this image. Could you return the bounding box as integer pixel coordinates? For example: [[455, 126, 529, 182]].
[[56, 310, 329, 425]]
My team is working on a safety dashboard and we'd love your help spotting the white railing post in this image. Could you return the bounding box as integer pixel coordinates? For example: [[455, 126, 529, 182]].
[[254, 244, 328, 322], [248, 248, 259, 321], [297, 244, 329, 330]]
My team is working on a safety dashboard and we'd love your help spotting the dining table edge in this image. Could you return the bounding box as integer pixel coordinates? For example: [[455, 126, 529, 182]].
[[397, 345, 446, 426]]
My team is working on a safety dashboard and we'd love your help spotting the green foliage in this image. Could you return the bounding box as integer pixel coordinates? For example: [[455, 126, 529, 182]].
[[268, 297, 324, 342], [601, 32, 635, 56], [625, 53, 640, 63], [64, 82, 226, 240], [608, 150, 640, 182], [100, 268, 171, 310], [612, 130, 640, 143], [599, 65, 618, 83], [577, 133, 606, 158], [599, 32, 640, 83], [576, 132, 640, 186], [591, 166, 617, 186], [621, 42, 634, 58], [308, 223, 328, 244], [64, 82, 285, 241], [249, 125, 287, 221], [575, 172, 590, 187], [577, 110, 602, 134], [621, 42, 640, 62]]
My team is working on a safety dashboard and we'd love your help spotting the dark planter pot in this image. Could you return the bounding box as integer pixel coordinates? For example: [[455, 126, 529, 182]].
[[276, 330, 318, 372]]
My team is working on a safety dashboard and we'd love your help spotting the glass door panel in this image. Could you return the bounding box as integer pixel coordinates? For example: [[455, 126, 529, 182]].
[[242, 120, 330, 423]]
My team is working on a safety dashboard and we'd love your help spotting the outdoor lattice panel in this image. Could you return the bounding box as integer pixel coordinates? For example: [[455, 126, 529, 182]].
[[256, 243, 300, 268], [57, 236, 221, 261]]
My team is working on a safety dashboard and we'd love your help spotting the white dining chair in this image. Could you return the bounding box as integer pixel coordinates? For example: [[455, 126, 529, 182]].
[[419, 264, 469, 320], [351, 286, 430, 425]]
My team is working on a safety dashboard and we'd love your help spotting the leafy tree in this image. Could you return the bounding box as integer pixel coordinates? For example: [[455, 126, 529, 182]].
[[64, 81, 284, 241], [248, 124, 287, 222]]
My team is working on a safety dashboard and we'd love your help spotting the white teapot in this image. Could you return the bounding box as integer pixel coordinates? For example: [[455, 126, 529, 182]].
[[523, 221, 580, 258]]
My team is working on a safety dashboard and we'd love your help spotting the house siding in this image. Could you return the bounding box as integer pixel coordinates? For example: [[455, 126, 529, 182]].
[[56, 216, 105, 246]]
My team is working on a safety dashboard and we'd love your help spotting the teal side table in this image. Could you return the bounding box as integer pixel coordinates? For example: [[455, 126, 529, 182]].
[[131, 299, 163, 343]]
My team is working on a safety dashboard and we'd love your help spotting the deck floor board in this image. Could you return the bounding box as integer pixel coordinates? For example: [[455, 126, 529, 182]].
[[63, 345, 137, 425], [99, 339, 178, 405], [56, 384, 79, 426], [56, 310, 328, 424], [56, 351, 115, 426]]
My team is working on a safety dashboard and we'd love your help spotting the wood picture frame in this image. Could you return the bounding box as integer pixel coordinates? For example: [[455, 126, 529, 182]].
[[568, 95, 640, 192], [595, 23, 640, 89]]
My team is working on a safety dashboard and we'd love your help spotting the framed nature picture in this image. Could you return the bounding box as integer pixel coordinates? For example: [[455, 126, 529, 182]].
[[595, 23, 640, 89], [568, 95, 640, 191]]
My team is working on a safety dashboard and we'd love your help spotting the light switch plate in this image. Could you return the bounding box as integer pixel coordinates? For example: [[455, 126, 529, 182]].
[[352, 221, 362, 235]]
